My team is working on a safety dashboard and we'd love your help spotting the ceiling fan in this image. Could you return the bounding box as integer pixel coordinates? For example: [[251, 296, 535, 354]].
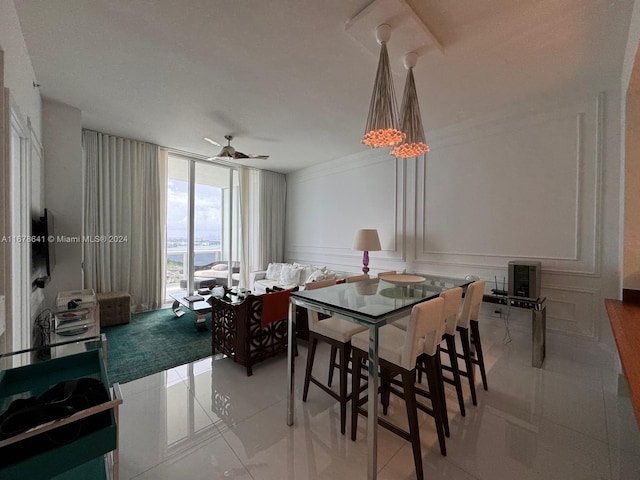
[[204, 135, 269, 160]]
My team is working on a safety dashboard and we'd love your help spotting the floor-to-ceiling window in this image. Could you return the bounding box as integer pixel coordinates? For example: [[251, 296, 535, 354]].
[[164, 154, 239, 300]]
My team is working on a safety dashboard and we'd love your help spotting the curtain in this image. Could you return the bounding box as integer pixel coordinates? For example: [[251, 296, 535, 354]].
[[83, 130, 165, 312], [238, 167, 260, 288], [259, 170, 286, 265], [238, 168, 286, 288]]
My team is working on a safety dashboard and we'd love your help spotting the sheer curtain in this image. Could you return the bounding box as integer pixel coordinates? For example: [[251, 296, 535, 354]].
[[259, 170, 286, 265], [83, 130, 166, 312], [238, 168, 286, 288]]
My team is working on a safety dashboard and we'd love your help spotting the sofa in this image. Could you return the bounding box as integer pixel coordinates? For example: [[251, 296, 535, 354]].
[[180, 261, 240, 290], [250, 263, 339, 294]]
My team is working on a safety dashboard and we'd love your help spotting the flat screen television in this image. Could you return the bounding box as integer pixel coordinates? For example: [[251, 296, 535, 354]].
[[31, 208, 55, 288]]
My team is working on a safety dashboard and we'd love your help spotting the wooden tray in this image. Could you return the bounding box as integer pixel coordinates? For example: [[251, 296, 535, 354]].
[[378, 274, 426, 286]]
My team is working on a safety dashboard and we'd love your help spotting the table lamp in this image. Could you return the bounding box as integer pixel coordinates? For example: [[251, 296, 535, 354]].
[[353, 229, 381, 274]]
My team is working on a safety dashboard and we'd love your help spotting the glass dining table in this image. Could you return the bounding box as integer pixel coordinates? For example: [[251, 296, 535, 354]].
[[286, 273, 471, 480]]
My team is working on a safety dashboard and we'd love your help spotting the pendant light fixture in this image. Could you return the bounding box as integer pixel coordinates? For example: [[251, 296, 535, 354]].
[[391, 52, 430, 158], [362, 24, 405, 148]]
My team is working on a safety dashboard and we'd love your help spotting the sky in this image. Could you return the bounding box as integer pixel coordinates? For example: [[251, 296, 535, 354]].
[[166, 179, 222, 241]]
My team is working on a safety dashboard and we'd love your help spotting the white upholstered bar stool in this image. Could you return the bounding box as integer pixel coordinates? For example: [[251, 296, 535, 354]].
[[345, 273, 370, 283], [455, 280, 486, 406], [350, 297, 447, 479], [302, 279, 367, 434], [327, 274, 370, 388], [431, 286, 466, 421], [468, 280, 488, 392]]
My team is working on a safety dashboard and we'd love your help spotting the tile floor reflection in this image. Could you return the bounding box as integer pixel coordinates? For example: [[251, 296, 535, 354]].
[[117, 315, 640, 479]]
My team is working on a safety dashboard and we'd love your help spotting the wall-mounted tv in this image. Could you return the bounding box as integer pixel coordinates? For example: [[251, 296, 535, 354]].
[[31, 208, 55, 288]]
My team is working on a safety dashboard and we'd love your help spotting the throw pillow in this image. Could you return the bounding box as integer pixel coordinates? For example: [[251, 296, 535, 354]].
[[324, 270, 337, 280], [294, 263, 313, 284], [279, 264, 303, 285], [305, 269, 326, 283], [266, 263, 285, 280]]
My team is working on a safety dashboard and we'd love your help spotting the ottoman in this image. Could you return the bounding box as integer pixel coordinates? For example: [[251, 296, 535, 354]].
[[97, 291, 131, 327]]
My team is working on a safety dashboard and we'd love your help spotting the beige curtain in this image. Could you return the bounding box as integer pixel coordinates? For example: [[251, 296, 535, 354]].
[[259, 170, 286, 265], [238, 168, 286, 288], [83, 130, 165, 311]]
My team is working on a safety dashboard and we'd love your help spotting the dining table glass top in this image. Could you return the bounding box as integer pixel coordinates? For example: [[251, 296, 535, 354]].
[[290, 273, 470, 322]]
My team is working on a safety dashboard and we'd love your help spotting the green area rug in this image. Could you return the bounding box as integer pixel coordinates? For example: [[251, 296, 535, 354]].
[[102, 307, 212, 385]]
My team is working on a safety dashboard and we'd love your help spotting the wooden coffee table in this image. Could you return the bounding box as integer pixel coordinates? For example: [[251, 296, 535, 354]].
[[169, 292, 212, 331]]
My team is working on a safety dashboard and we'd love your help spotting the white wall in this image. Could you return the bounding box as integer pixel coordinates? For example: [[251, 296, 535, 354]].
[[0, 0, 43, 353], [42, 98, 83, 308], [0, 0, 41, 136], [286, 89, 622, 343], [621, 0, 640, 292], [286, 149, 405, 274]]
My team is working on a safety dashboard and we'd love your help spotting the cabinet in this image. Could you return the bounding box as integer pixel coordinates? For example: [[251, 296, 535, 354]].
[[0, 345, 122, 479]]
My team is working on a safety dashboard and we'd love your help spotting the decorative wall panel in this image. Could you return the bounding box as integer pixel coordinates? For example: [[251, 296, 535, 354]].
[[542, 285, 599, 339], [414, 96, 602, 277]]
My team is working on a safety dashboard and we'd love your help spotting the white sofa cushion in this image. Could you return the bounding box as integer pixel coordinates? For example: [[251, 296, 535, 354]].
[[266, 263, 286, 280], [253, 278, 281, 294], [252, 263, 342, 294], [196, 269, 229, 279], [305, 269, 326, 283], [294, 263, 328, 284], [279, 264, 303, 285], [305, 268, 337, 283]]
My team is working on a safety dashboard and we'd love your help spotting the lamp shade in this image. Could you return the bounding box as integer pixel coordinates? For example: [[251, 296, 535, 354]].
[[353, 229, 381, 252]]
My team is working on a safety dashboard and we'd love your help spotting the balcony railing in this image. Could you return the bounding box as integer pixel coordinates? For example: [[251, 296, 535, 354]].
[[166, 248, 222, 297]]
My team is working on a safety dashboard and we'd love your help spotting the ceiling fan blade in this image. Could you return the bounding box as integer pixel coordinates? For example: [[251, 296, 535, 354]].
[[235, 151, 269, 160], [204, 137, 221, 147]]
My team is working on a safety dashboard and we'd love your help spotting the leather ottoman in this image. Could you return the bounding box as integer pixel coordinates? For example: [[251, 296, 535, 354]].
[[97, 291, 131, 327]]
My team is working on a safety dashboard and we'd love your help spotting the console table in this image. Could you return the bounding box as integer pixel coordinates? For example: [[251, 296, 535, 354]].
[[483, 294, 547, 368]]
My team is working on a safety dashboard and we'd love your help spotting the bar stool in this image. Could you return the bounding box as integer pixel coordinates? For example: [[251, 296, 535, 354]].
[[409, 286, 465, 441], [432, 287, 466, 419], [468, 281, 488, 391], [327, 274, 370, 388], [350, 297, 447, 479], [302, 279, 367, 434], [454, 280, 486, 406], [345, 273, 370, 283]]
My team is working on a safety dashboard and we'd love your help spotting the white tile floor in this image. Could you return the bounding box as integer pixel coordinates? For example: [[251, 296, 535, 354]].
[[116, 316, 640, 480]]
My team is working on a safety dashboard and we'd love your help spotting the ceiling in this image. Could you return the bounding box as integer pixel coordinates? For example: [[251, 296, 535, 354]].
[[14, 0, 634, 174]]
